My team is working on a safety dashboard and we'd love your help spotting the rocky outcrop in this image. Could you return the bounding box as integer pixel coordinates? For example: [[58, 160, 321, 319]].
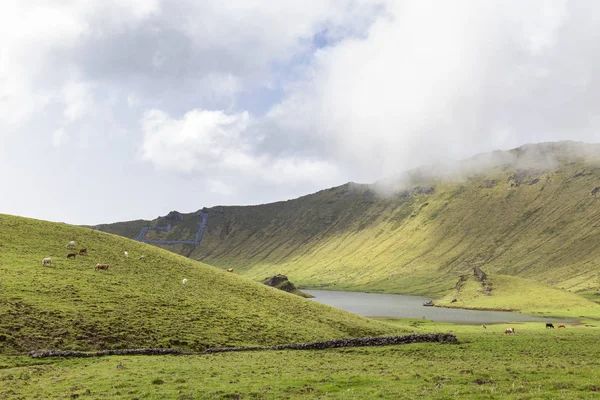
[[479, 180, 497, 189], [473, 267, 488, 282], [165, 211, 184, 221], [262, 274, 314, 298], [473, 267, 492, 296]]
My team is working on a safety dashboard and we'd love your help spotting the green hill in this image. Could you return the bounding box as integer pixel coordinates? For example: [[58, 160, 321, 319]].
[[434, 269, 598, 315], [98, 142, 600, 312], [0, 214, 400, 355]]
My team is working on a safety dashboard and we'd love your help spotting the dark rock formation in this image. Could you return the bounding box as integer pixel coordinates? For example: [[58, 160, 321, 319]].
[[473, 267, 488, 282], [262, 274, 314, 298], [473, 267, 492, 296], [165, 211, 184, 221], [479, 180, 497, 189]]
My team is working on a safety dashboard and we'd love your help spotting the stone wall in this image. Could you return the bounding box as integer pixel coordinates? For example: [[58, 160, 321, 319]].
[[28, 333, 457, 358]]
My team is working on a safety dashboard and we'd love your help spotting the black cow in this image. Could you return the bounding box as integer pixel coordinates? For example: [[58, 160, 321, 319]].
[[546, 323, 555, 329]]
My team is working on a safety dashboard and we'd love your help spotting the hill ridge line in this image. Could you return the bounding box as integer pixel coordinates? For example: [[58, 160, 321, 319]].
[[135, 210, 208, 246]]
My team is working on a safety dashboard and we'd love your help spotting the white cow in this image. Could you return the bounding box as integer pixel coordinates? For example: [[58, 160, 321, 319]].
[[139, 255, 145, 260], [42, 257, 52, 267], [66, 241, 75, 248], [124, 251, 128, 258], [182, 278, 188, 286]]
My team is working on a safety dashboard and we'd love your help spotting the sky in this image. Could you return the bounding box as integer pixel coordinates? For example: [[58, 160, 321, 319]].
[[1, 0, 600, 225]]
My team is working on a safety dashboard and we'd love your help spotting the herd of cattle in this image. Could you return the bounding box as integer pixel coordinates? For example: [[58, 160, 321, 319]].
[[40, 240, 235, 288], [41, 240, 146, 272], [480, 322, 567, 335]]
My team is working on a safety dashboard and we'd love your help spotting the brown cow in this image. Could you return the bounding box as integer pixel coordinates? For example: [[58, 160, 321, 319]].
[[227, 268, 233, 273], [504, 327, 515, 335], [67, 253, 77, 259], [79, 248, 87, 255], [95, 264, 109, 271], [558, 324, 566, 328]]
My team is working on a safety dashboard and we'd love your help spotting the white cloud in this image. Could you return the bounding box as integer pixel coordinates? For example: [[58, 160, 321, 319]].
[[127, 93, 140, 108], [207, 179, 236, 196], [258, 0, 600, 182], [140, 108, 252, 173], [63, 81, 96, 123], [140, 107, 342, 189], [52, 128, 68, 148]]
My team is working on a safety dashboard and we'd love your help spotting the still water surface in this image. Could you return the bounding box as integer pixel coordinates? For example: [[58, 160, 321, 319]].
[[305, 290, 569, 324]]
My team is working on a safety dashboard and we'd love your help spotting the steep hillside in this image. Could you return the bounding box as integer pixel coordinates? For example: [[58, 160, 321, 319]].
[[0, 214, 400, 355], [98, 142, 600, 301]]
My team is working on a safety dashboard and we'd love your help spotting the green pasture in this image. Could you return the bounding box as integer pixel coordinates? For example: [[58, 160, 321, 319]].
[[0, 214, 399, 354], [1, 319, 599, 399]]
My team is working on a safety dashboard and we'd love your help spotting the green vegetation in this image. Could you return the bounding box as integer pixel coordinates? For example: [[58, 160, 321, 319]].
[[0, 214, 400, 354], [435, 273, 600, 318], [1, 320, 599, 399], [98, 142, 600, 315]]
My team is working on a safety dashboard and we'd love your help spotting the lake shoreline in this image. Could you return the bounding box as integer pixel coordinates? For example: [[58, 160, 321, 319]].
[[304, 289, 575, 324]]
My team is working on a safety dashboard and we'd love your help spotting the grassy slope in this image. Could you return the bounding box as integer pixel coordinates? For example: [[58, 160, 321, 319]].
[[435, 274, 599, 317], [98, 142, 600, 309], [2, 320, 600, 399], [0, 214, 400, 355]]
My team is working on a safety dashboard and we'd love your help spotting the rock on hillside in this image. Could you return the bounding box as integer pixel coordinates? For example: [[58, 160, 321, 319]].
[[262, 274, 314, 298]]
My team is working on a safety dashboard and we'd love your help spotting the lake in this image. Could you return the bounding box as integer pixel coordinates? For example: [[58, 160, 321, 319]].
[[305, 290, 570, 324]]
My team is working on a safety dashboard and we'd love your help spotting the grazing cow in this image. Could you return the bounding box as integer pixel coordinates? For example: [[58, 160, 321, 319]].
[[42, 257, 52, 267], [79, 248, 87, 255], [182, 278, 188, 286], [504, 327, 515, 335], [67, 253, 77, 259], [95, 264, 109, 271], [546, 323, 555, 329], [482, 324, 487, 329], [227, 268, 233, 273], [139, 255, 145, 260], [124, 251, 128, 258], [66, 241, 75, 248], [558, 324, 566, 328]]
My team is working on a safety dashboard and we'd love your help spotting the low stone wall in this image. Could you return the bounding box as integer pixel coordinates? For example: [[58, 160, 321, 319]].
[[28, 334, 456, 359], [29, 348, 194, 358], [270, 333, 456, 350]]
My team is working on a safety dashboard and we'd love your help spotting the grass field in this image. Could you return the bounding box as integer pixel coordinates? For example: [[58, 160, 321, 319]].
[[0, 214, 399, 354], [1, 320, 599, 399], [434, 273, 600, 319]]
